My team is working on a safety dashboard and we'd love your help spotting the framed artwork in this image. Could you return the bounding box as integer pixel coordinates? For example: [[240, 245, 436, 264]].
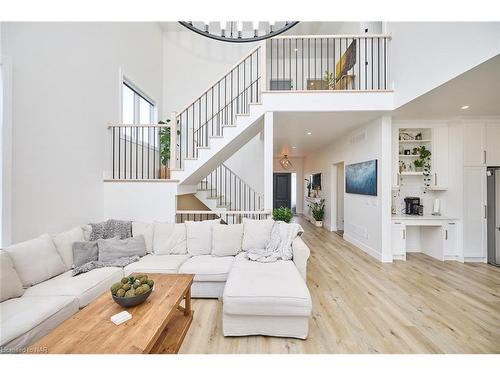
[[345, 160, 378, 196]]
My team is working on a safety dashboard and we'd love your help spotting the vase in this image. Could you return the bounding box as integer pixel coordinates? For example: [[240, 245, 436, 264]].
[[159, 165, 170, 179]]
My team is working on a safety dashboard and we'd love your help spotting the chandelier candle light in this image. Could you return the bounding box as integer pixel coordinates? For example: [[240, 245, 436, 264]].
[[178, 21, 299, 42]]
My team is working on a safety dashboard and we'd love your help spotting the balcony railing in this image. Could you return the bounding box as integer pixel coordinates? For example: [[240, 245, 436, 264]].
[[176, 210, 272, 224], [107, 123, 176, 180], [265, 35, 390, 91]]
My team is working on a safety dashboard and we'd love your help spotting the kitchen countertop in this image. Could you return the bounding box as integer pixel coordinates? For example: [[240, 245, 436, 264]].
[[392, 214, 459, 221]]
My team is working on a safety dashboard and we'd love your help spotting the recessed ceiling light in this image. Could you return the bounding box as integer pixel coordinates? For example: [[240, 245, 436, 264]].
[[461, 105, 470, 110], [292, 146, 297, 149], [307, 132, 312, 135]]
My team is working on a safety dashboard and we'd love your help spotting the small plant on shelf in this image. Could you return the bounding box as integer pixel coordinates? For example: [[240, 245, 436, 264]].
[[413, 145, 432, 189], [273, 207, 293, 223]]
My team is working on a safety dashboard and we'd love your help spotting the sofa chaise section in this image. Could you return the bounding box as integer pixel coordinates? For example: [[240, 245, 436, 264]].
[[222, 255, 312, 339], [0, 296, 79, 352]]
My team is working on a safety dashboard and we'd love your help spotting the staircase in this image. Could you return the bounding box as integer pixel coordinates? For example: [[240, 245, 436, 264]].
[[170, 45, 266, 187], [195, 163, 263, 212]]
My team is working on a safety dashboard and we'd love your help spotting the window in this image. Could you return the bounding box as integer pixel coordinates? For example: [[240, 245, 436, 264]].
[[121, 81, 156, 143]]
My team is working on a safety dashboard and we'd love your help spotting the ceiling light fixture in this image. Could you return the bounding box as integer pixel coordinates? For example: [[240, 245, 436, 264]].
[[179, 21, 299, 43], [461, 105, 470, 110], [280, 154, 293, 170]]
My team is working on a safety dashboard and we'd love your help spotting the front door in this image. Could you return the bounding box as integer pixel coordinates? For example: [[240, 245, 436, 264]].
[[273, 173, 291, 209]]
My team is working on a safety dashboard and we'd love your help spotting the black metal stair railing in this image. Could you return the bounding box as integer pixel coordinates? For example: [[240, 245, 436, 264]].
[[175, 46, 262, 170], [199, 163, 264, 211]]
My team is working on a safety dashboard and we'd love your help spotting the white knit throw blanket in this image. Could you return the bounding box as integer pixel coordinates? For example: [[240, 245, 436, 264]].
[[246, 222, 304, 263]]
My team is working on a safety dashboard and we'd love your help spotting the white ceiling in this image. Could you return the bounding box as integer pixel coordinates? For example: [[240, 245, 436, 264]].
[[394, 54, 500, 120], [273, 111, 384, 157]]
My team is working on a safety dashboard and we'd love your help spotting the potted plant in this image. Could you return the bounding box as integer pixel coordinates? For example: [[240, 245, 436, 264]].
[[272, 207, 293, 223], [158, 119, 179, 179], [414, 146, 431, 173], [309, 199, 325, 227], [323, 70, 335, 90]]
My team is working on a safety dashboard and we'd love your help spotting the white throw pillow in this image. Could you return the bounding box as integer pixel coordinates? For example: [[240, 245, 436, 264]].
[[132, 222, 153, 253], [185, 219, 220, 256], [242, 218, 275, 251], [212, 224, 243, 257], [153, 222, 187, 255], [0, 251, 24, 302], [52, 226, 85, 270], [6, 234, 66, 287]]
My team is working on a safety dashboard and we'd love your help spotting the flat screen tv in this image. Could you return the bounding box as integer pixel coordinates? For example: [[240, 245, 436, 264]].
[[345, 159, 377, 196], [311, 173, 322, 190]]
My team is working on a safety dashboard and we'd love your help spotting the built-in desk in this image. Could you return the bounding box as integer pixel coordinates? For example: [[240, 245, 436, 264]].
[[391, 215, 461, 262]]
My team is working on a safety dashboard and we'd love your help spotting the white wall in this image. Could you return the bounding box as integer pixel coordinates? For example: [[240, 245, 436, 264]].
[[387, 22, 500, 108], [225, 133, 264, 194], [303, 116, 392, 261], [273, 156, 304, 214], [162, 24, 258, 116], [2, 22, 164, 243], [103, 181, 177, 223]]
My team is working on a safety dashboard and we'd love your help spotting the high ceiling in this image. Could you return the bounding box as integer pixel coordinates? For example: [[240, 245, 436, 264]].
[[393, 54, 500, 119], [273, 111, 384, 157]]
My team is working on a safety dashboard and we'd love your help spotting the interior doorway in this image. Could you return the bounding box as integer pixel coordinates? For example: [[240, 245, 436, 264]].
[[273, 173, 292, 209], [332, 162, 345, 237]]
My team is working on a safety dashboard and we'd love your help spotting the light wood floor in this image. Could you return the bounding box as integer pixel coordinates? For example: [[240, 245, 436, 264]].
[[179, 217, 500, 353]]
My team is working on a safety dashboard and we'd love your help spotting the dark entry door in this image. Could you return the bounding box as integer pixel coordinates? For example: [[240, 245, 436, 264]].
[[273, 173, 291, 209]]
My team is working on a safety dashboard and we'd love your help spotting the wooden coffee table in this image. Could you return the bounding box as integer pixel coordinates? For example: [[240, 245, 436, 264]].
[[28, 273, 194, 354]]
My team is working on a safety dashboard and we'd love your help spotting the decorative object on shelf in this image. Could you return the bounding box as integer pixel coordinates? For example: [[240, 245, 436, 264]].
[[412, 147, 419, 155], [399, 160, 406, 173], [272, 207, 293, 223], [415, 132, 423, 140], [346, 160, 378, 196], [111, 275, 154, 308], [178, 21, 299, 43], [404, 149, 411, 155], [399, 132, 413, 141], [305, 178, 312, 197], [308, 199, 325, 227], [279, 154, 292, 170]]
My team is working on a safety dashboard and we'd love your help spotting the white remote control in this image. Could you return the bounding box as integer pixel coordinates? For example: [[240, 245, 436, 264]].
[[111, 311, 132, 325]]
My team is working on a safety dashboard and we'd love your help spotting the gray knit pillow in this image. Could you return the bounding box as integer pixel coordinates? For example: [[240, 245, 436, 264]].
[[89, 219, 132, 241], [97, 235, 146, 263], [72, 241, 98, 268]]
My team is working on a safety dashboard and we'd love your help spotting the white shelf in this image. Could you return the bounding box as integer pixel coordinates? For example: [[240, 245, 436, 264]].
[[400, 171, 424, 176], [399, 154, 419, 157], [399, 140, 431, 143]]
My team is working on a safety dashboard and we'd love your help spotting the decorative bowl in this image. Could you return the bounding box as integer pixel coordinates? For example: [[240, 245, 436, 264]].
[[112, 288, 153, 308]]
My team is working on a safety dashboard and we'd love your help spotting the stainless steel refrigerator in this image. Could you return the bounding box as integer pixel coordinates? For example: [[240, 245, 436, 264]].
[[487, 167, 500, 266]]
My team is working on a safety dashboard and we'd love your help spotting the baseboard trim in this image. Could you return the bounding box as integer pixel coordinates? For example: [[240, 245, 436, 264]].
[[464, 257, 487, 263], [343, 233, 385, 262]]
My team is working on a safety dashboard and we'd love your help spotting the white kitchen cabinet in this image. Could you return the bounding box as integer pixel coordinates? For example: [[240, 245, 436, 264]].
[[486, 123, 500, 166], [463, 123, 486, 167], [443, 222, 458, 260], [431, 126, 449, 190], [391, 222, 406, 260], [463, 166, 487, 261]]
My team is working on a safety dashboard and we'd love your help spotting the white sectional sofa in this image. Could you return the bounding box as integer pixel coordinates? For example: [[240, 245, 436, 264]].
[[0, 219, 311, 352]]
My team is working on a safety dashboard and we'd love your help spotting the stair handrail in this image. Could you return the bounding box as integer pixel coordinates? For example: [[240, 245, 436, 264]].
[[221, 163, 263, 200], [173, 44, 263, 118]]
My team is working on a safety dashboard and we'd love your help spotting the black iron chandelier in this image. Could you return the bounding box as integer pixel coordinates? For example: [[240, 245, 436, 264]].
[[178, 21, 299, 42]]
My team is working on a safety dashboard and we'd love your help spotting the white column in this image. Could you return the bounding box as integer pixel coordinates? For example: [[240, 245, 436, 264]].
[[380, 115, 393, 262], [264, 111, 274, 211]]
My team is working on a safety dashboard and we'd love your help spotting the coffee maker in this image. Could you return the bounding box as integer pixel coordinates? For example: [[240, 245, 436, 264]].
[[404, 197, 422, 215]]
